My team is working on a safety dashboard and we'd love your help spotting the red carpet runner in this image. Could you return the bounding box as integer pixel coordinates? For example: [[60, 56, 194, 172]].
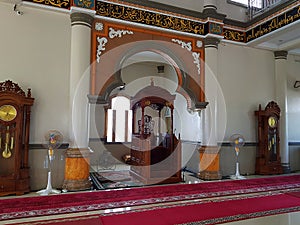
[[99, 192, 300, 225], [13, 192, 300, 225], [1, 174, 300, 223]]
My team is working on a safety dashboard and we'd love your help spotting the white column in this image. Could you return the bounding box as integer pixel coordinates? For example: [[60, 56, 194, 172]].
[[63, 12, 94, 192], [69, 12, 94, 149], [199, 37, 222, 180], [274, 51, 290, 173], [202, 37, 220, 146]]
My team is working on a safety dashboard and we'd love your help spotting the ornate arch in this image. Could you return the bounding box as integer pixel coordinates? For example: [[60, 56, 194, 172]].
[[89, 20, 208, 111]]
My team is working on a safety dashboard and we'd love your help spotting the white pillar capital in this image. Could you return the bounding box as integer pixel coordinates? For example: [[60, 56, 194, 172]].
[[70, 11, 94, 28], [204, 37, 220, 49], [274, 50, 288, 60]]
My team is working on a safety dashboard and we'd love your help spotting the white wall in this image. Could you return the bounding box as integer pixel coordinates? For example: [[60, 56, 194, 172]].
[[0, 2, 71, 143], [287, 55, 300, 141], [218, 42, 276, 142], [286, 55, 300, 172]]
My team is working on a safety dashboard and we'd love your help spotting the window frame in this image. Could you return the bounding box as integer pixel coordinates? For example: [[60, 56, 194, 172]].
[[227, 0, 249, 8], [105, 94, 132, 143], [227, 0, 263, 9]]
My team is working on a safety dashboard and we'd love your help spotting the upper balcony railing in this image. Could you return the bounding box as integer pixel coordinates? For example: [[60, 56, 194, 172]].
[[248, 0, 289, 20]]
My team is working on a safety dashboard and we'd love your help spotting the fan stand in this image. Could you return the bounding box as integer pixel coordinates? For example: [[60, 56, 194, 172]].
[[230, 147, 245, 180], [37, 148, 61, 195]]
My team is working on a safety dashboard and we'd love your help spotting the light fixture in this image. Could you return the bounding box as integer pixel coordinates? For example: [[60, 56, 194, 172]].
[[164, 107, 171, 118], [157, 65, 164, 74], [13, 4, 23, 15], [118, 83, 126, 90]]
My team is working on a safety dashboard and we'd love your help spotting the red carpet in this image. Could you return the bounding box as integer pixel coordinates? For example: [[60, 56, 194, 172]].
[[99, 192, 300, 225], [1, 174, 300, 221], [13, 192, 300, 225]]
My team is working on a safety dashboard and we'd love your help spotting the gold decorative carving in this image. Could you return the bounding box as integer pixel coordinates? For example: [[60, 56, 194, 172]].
[[75, 0, 93, 9], [96, 1, 205, 35], [246, 5, 300, 42], [31, 0, 70, 8], [166, 102, 172, 107], [209, 23, 223, 35], [223, 29, 245, 42]]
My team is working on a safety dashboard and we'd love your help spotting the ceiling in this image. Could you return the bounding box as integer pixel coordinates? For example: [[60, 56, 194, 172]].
[[248, 20, 300, 56]]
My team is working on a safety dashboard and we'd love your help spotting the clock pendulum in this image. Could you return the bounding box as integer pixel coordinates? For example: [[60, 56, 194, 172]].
[[2, 126, 13, 159]]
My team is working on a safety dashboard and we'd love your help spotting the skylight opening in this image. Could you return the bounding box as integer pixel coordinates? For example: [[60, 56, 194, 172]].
[[230, 0, 262, 8]]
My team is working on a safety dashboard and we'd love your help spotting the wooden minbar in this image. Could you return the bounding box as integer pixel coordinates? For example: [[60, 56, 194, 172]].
[[130, 81, 182, 185]]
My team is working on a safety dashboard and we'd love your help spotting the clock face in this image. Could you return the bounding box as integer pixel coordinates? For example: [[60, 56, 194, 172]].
[[0, 105, 17, 122], [268, 116, 277, 128]]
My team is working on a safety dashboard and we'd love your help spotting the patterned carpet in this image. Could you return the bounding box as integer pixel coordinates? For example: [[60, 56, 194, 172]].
[[2, 173, 300, 224], [99, 191, 300, 225]]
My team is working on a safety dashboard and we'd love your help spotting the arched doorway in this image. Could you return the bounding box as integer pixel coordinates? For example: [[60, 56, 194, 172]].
[[88, 20, 207, 186]]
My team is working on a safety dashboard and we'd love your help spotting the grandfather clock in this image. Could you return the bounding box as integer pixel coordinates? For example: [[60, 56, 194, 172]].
[[0, 80, 34, 196], [255, 101, 283, 175]]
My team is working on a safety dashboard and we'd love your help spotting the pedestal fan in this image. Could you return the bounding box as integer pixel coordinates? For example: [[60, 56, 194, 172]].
[[37, 130, 63, 195], [229, 133, 245, 180]]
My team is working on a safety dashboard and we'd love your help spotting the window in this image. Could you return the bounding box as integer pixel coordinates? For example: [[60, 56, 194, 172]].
[[231, 0, 248, 6], [229, 0, 262, 8], [107, 96, 132, 142]]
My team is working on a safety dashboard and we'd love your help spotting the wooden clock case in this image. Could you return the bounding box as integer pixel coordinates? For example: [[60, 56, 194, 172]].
[[0, 80, 34, 196], [255, 101, 283, 175]]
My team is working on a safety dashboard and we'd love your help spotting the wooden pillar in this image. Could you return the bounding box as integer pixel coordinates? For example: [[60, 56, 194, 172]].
[[198, 146, 221, 180], [63, 148, 91, 191]]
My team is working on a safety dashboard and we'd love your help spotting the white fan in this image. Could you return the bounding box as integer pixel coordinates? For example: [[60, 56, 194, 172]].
[[229, 134, 245, 180], [37, 130, 63, 195]]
